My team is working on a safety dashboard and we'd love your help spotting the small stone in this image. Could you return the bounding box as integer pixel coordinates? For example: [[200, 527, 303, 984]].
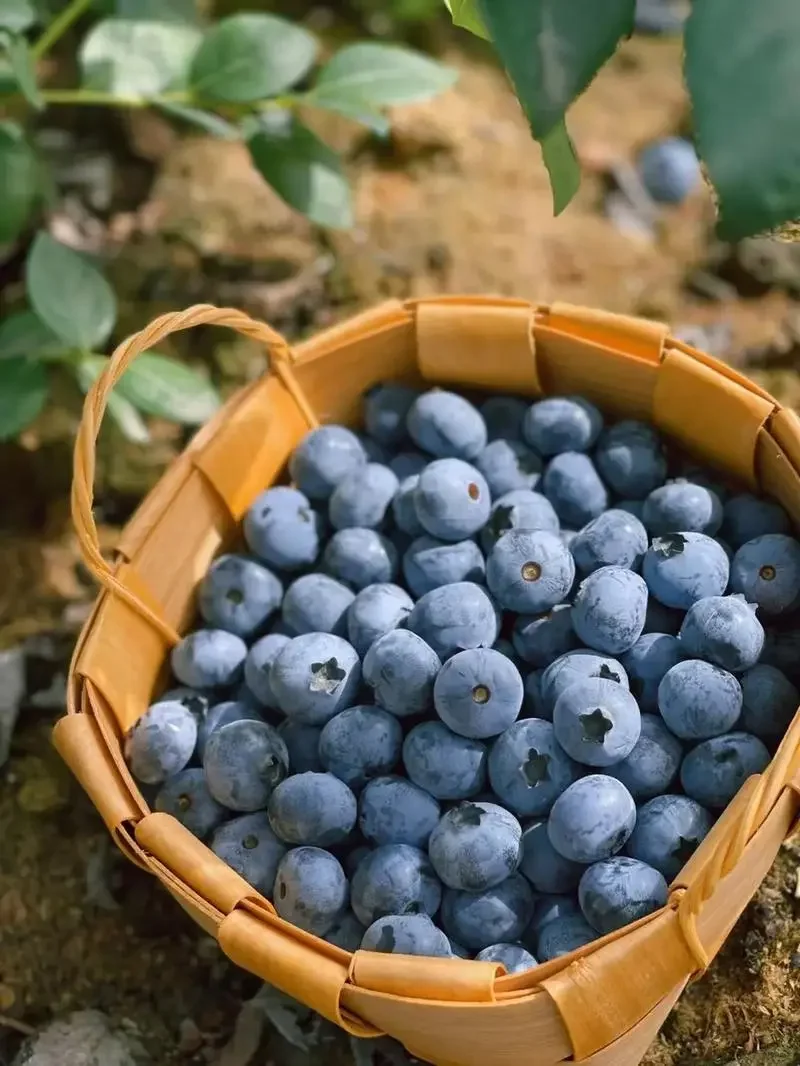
[[12, 1010, 146, 1066]]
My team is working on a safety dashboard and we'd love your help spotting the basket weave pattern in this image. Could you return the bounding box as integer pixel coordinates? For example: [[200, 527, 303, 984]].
[[58, 297, 800, 1066]]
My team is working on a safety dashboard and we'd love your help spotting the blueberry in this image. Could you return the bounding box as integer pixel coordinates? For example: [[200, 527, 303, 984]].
[[523, 669, 547, 718], [519, 821, 582, 894], [560, 529, 579, 547], [347, 583, 414, 656], [487, 529, 575, 614], [540, 649, 630, 718], [171, 629, 247, 690], [358, 775, 441, 848], [155, 768, 227, 839], [440, 873, 534, 951], [282, 574, 355, 637], [617, 499, 646, 522], [481, 489, 560, 553], [658, 659, 742, 740], [678, 462, 729, 503], [198, 553, 283, 639], [522, 397, 603, 456], [578, 857, 667, 935], [642, 481, 723, 537], [243, 486, 323, 571], [594, 421, 667, 499], [243, 633, 291, 709], [723, 493, 790, 549], [434, 648, 523, 739], [626, 794, 714, 880], [329, 463, 399, 531], [403, 535, 485, 598], [548, 775, 636, 863], [402, 721, 487, 800], [621, 632, 684, 713], [474, 943, 537, 972], [360, 914, 451, 957], [448, 939, 471, 958], [643, 598, 684, 636], [391, 475, 425, 537], [475, 439, 542, 496], [358, 434, 390, 464], [289, 425, 367, 501], [351, 844, 441, 926], [321, 528, 398, 590], [553, 677, 642, 767], [277, 720, 323, 773], [389, 451, 428, 480], [407, 581, 499, 660], [542, 453, 609, 528], [679, 594, 765, 672], [761, 626, 800, 682], [319, 705, 403, 792], [606, 713, 683, 800], [203, 719, 289, 811], [637, 137, 701, 204], [362, 629, 441, 718], [570, 510, 648, 575], [210, 813, 287, 897], [344, 845, 373, 880], [428, 801, 522, 891], [270, 633, 361, 725], [512, 606, 578, 668], [527, 894, 582, 938], [274, 847, 349, 935], [324, 911, 366, 952], [488, 719, 580, 817], [739, 663, 800, 741], [196, 700, 264, 760], [536, 915, 596, 960], [364, 383, 418, 446], [125, 701, 198, 784], [730, 534, 800, 615], [160, 687, 212, 720], [481, 395, 528, 442], [414, 458, 491, 541], [680, 732, 770, 808], [642, 532, 729, 610], [573, 567, 648, 655], [267, 772, 356, 848], [407, 390, 487, 460]]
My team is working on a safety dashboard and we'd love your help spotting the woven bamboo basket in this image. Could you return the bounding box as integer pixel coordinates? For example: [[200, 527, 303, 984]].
[[58, 297, 800, 1066]]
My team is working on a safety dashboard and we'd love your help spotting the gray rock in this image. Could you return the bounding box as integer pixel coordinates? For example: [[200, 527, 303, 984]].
[[13, 1011, 146, 1066], [0, 647, 25, 767]]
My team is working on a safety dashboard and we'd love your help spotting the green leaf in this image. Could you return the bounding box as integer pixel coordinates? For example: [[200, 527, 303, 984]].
[[0, 308, 61, 359], [26, 232, 117, 349], [80, 19, 202, 96], [540, 120, 581, 214], [115, 0, 199, 23], [0, 0, 37, 33], [312, 43, 457, 108], [114, 351, 220, 424], [4, 33, 43, 109], [75, 355, 150, 444], [0, 121, 39, 242], [0, 356, 48, 439], [248, 113, 353, 228], [304, 93, 390, 137], [156, 100, 240, 139], [189, 13, 317, 103], [477, 0, 635, 138], [443, 0, 490, 39], [685, 0, 800, 241]]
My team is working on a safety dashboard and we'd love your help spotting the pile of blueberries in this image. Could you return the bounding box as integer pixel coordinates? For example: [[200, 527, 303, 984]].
[[125, 385, 800, 974]]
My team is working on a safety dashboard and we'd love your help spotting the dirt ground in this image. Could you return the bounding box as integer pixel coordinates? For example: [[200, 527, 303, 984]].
[[1, 28, 799, 1066]]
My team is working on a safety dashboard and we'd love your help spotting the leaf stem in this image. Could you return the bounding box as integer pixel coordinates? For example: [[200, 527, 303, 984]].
[[40, 88, 153, 108], [32, 0, 94, 60]]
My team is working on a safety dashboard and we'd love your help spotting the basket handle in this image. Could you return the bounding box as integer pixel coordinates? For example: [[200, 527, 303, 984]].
[[71, 304, 299, 646]]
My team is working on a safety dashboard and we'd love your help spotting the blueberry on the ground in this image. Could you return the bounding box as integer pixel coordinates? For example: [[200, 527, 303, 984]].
[[481, 395, 528, 442], [642, 480, 723, 536], [475, 943, 537, 972], [621, 632, 684, 713], [126, 701, 198, 784], [519, 821, 583, 894], [606, 713, 683, 800], [319, 705, 403, 792], [594, 421, 667, 499], [512, 606, 578, 668], [196, 700, 264, 760], [362, 629, 441, 718], [428, 801, 522, 891], [210, 813, 287, 897], [155, 768, 228, 839], [364, 383, 418, 446], [267, 772, 357, 847], [321, 528, 398, 590], [329, 463, 399, 531], [289, 425, 367, 501], [434, 648, 523, 739], [203, 719, 289, 811], [572, 566, 648, 655], [475, 439, 542, 496], [626, 794, 714, 880], [739, 663, 800, 741], [171, 629, 248, 690], [730, 534, 800, 615], [402, 721, 487, 800], [270, 633, 361, 725], [679, 594, 765, 672], [680, 732, 770, 808], [578, 857, 668, 934], [414, 458, 491, 541], [392, 475, 425, 537], [351, 844, 442, 926], [487, 529, 575, 613], [403, 536, 485, 598], [407, 390, 487, 460], [360, 914, 451, 957], [441, 873, 534, 951], [243, 633, 291, 709], [642, 532, 729, 610], [548, 775, 636, 863], [522, 397, 603, 456], [282, 573, 355, 637], [540, 649, 629, 718], [570, 510, 648, 575], [243, 486, 323, 571], [553, 677, 642, 767], [407, 581, 499, 660], [359, 775, 441, 848], [542, 453, 609, 528], [198, 554, 282, 639], [488, 718, 581, 817], [347, 583, 414, 656], [722, 493, 791, 549], [324, 911, 366, 952], [481, 489, 560, 553], [274, 847, 349, 936], [637, 137, 701, 204], [657, 659, 742, 740], [277, 720, 323, 774], [389, 451, 428, 480], [643, 598, 684, 637], [536, 915, 596, 961]]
